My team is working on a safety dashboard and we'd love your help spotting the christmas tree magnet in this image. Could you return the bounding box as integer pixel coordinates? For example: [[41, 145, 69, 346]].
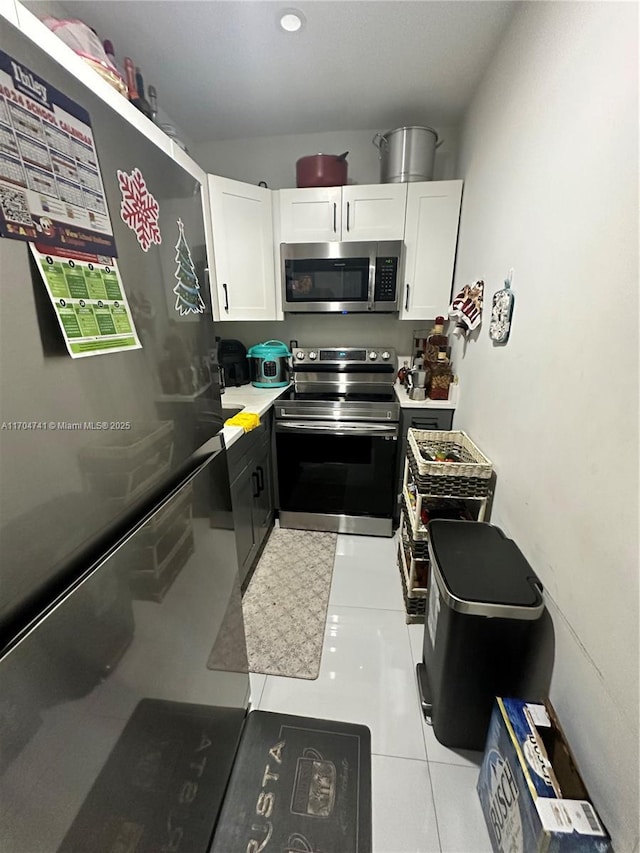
[[117, 167, 162, 252], [173, 219, 205, 316]]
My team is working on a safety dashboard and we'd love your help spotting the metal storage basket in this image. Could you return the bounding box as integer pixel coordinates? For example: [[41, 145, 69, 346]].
[[407, 429, 493, 498]]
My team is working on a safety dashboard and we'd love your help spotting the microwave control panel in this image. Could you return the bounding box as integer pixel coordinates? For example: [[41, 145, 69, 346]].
[[373, 257, 399, 302]]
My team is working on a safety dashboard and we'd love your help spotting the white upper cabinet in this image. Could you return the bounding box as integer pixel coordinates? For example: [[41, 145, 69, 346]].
[[400, 180, 463, 320], [278, 184, 407, 243], [340, 184, 407, 241], [208, 176, 277, 321], [278, 187, 342, 243]]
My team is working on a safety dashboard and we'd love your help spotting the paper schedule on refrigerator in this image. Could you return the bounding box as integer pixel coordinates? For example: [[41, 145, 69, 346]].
[[30, 245, 141, 358], [0, 49, 117, 256]]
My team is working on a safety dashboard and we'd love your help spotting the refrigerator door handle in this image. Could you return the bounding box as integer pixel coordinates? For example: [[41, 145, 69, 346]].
[[2, 443, 223, 655]]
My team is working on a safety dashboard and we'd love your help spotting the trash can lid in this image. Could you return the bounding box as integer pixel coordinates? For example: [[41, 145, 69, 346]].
[[428, 520, 544, 619]]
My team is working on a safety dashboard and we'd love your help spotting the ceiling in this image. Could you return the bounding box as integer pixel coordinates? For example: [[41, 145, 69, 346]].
[[62, 1, 517, 143]]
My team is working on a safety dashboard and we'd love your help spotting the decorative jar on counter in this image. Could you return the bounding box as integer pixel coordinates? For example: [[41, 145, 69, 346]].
[[429, 351, 453, 400]]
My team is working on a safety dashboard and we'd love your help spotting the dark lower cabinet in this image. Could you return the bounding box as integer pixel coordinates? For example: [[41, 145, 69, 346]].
[[229, 470, 255, 575], [227, 412, 274, 587], [252, 442, 273, 534]]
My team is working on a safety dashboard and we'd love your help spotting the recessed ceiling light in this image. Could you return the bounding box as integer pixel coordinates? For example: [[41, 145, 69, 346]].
[[279, 8, 305, 33]]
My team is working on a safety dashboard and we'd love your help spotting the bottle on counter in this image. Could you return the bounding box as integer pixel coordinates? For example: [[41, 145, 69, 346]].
[[428, 350, 453, 400], [425, 316, 449, 365], [102, 39, 120, 73], [103, 39, 116, 66], [135, 67, 154, 120], [96, 38, 127, 94], [147, 84, 158, 123], [123, 58, 153, 120]]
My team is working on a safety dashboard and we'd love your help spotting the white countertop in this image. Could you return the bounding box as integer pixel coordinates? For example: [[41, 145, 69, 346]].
[[221, 383, 291, 448], [220, 380, 457, 447], [394, 381, 458, 410]]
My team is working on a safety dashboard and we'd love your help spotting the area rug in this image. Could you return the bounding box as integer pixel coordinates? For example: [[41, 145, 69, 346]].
[[209, 528, 337, 680]]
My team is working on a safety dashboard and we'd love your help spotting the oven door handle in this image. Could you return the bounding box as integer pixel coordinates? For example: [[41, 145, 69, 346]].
[[276, 420, 399, 438]]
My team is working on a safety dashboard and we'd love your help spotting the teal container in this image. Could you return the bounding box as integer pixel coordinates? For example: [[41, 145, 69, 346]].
[[246, 340, 292, 388]]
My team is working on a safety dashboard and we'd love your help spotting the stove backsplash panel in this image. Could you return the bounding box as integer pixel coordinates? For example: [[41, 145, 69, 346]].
[[220, 315, 426, 354]]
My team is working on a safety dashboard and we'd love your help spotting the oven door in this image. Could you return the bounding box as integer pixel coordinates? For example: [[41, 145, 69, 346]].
[[275, 420, 399, 536], [281, 242, 374, 313]]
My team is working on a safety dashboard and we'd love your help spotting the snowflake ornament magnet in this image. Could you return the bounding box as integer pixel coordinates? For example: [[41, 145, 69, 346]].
[[117, 167, 162, 252], [173, 219, 205, 316]]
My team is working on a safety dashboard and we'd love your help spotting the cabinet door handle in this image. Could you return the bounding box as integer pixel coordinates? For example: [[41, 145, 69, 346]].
[[404, 283, 410, 311], [346, 201, 350, 231], [222, 282, 229, 312], [252, 471, 260, 499], [333, 202, 337, 233], [256, 465, 264, 493]]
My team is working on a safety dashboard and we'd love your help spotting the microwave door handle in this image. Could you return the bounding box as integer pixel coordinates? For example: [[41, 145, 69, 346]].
[[368, 249, 376, 310]]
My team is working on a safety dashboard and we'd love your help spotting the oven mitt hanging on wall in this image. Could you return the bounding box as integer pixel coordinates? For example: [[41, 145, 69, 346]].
[[449, 280, 484, 335], [489, 278, 515, 343]]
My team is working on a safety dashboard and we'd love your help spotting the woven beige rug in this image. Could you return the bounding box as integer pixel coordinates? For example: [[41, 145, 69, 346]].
[[209, 527, 337, 680]]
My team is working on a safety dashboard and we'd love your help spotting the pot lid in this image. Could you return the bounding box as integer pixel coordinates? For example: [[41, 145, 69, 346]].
[[247, 339, 292, 358], [382, 125, 439, 138], [296, 152, 348, 162]]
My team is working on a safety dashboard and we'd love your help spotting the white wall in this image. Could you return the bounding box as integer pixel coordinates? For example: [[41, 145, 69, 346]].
[[192, 125, 459, 190], [21, 0, 69, 18], [22, 0, 195, 152], [214, 314, 418, 358], [451, 3, 639, 851]]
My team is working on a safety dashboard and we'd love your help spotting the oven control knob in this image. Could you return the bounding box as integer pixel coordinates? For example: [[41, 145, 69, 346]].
[[308, 351, 318, 360], [381, 351, 390, 360], [295, 351, 305, 360], [368, 351, 378, 360]]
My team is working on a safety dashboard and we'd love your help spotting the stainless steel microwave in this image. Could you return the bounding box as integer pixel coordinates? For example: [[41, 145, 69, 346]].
[[281, 241, 403, 313]]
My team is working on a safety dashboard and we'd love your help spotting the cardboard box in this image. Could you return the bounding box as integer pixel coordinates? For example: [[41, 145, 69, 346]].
[[477, 698, 612, 853]]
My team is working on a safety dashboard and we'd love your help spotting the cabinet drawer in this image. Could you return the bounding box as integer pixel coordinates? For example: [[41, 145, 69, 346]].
[[408, 411, 453, 431], [227, 418, 270, 482]]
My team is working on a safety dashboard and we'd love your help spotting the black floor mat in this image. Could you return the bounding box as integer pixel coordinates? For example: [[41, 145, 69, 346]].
[[58, 702, 371, 853], [58, 699, 246, 853], [210, 710, 372, 853]]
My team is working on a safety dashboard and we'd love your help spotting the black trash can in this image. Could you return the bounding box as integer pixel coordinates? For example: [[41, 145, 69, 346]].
[[416, 520, 544, 751]]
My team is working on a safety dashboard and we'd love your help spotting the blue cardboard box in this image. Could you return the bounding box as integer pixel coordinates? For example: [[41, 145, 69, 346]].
[[477, 698, 612, 853]]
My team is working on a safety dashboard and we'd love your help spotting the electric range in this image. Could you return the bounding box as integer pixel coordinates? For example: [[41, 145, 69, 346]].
[[274, 346, 399, 536]]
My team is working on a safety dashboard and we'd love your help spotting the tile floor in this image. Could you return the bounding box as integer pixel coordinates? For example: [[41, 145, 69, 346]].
[[248, 531, 493, 853]]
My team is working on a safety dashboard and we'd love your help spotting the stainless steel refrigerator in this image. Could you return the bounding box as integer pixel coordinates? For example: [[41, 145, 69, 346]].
[[0, 19, 251, 851], [0, 19, 374, 853]]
